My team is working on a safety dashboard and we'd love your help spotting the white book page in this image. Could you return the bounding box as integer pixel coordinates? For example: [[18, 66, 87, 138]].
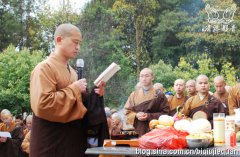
[[94, 62, 121, 87], [0, 131, 12, 138]]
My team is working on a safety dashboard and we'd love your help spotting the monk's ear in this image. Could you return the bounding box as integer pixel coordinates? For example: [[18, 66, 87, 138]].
[[56, 36, 63, 44]]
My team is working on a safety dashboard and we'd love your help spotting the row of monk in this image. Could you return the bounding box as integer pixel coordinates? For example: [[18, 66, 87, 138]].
[[0, 109, 32, 156], [123, 68, 239, 136]]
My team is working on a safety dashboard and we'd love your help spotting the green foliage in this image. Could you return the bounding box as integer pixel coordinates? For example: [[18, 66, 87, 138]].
[[151, 53, 237, 92], [0, 45, 44, 114], [112, 0, 160, 72]]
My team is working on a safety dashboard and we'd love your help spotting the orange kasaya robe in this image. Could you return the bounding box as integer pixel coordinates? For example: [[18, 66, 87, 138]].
[[168, 94, 188, 116], [228, 84, 240, 115], [0, 121, 16, 132]]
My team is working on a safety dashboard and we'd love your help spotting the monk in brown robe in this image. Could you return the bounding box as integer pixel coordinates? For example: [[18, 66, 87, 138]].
[[124, 68, 170, 136], [30, 23, 106, 157], [213, 76, 229, 115], [0, 109, 25, 157], [168, 79, 188, 116], [181, 74, 225, 126], [228, 80, 240, 115], [186, 79, 197, 97]]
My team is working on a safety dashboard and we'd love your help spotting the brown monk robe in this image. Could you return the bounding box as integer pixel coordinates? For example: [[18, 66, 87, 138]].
[[30, 52, 89, 157], [124, 87, 170, 136], [228, 83, 240, 115], [181, 94, 225, 126], [0, 109, 25, 157], [30, 24, 97, 157], [213, 91, 229, 115], [213, 76, 230, 115]]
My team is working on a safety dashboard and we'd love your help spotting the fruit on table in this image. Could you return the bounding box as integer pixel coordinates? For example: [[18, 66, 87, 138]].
[[188, 118, 212, 134], [149, 119, 160, 129], [158, 115, 174, 126], [174, 119, 191, 132]]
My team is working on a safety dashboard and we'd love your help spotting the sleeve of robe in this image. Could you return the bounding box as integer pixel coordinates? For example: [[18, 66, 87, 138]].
[[124, 92, 137, 126], [146, 94, 170, 120], [30, 62, 87, 123], [228, 86, 239, 115], [180, 97, 193, 117], [21, 131, 31, 154]]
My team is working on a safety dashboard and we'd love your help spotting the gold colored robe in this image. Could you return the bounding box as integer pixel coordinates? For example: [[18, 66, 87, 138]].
[[124, 87, 170, 136], [228, 84, 240, 115], [21, 131, 31, 154], [29, 53, 88, 157], [168, 94, 188, 116], [0, 121, 16, 132], [30, 53, 87, 123]]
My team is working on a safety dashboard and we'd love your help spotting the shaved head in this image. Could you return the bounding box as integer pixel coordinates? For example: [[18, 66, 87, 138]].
[[139, 68, 154, 88], [196, 74, 210, 94], [196, 74, 209, 83], [214, 76, 226, 94], [214, 76, 225, 84], [26, 115, 33, 123], [186, 79, 197, 96], [140, 68, 153, 76], [174, 79, 185, 86], [54, 23, 81, 43], [186, 79, 196, 86], [1, 109, 11, 116]]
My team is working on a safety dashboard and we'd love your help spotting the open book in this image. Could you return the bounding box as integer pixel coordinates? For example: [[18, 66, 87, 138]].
[[0, 131, 11, 138], [94, 62, 121, 87]]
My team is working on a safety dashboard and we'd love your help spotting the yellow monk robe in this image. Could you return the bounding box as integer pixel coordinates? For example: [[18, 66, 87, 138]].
[[228, 84, 240, 115], [21, 131, 31, 154], [213, 91, 229, 115], [30, 53, 88, 157], [0, 121, 16, 132], [181, 94, 225, 125], [168, 94, 188, 116], [124, 87, 169, 136]]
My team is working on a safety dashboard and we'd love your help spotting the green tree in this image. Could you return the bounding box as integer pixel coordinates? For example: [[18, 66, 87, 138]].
[[79, 0, 135, 108], [0, 45, 44, 114], [112, 0, 159, 73], [177, 0, 240, 68], [0, 0, 47, 51]]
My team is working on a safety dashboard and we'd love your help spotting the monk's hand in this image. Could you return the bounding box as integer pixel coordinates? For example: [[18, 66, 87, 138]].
[[94, 81, 106, 97], [74, 78, 87, 93], [136, 112, 147, 121], [0, 137, 7, 142]]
